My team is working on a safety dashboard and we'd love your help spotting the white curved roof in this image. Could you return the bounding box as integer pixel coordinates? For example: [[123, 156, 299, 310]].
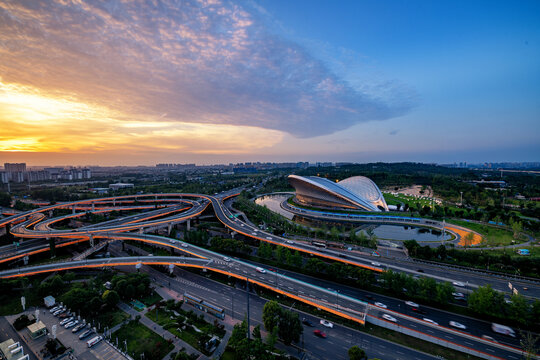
[[288, 175, 388, 212]]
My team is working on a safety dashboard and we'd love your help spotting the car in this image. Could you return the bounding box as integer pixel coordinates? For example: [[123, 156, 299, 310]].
[[374, 302, 387, 309], [423, 318, 438, 325], [504, 298, 512, 304], [181, 243, 188, 248], [452, 292, 464, 298], [65, 320, 79, 329], [365, 294, 374, 301], [266, 237, 272, 240], [382, 314, 397, 323], [481, 335, 497, 342], [405, 301, 419, 308], [223, 257, 231, 262], [58, 312, 70, 318], [255, 267, 266, 274], [449, 321, 466, 330], [302, 318, 314, 327], [371, 262, 381, 267], [169, 239, 175, 244], [49, 306, 61, 313], [313, 329, 327, 338], [417, 269, 424, 273], [411, 307, 426, 314], [72, 323, 86, 333], [286, 240, 294, 244], [252, 232, 257, 235], [320, 320, 334, 328], [53, 308, 66, 316], [60, 317, 74, 326], [79, 330, 93, 340], [452, 281, 465, 287]]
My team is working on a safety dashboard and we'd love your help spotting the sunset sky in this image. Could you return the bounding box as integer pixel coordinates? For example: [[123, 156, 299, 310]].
[[1, 0, 539, 166]]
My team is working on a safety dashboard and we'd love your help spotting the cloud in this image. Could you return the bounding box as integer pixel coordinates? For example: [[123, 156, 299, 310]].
[[0, 0, 415, 138]]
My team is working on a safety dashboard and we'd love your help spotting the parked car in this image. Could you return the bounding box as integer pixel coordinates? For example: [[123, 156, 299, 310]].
[[313, 329, 327, 338], [60, 317, 74, 326], [320, 320, 334, 328], [72, 323, 86, 333], [382, 314, 397, 323], [79, 330, 93, 340], [49, 306, 61, 313], [65, 320, 79, 329]]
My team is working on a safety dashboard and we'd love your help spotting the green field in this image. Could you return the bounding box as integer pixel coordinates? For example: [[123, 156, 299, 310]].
[[447, 219, 527, 247], [96, 309, 130, 328], [114, 321, 174, 360]]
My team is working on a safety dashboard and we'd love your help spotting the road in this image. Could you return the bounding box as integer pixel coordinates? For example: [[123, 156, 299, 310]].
[[0, 192, 536, 359]]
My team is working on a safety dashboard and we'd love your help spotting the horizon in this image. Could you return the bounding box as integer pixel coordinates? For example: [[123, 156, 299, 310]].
[[1, 1, 539, 165]]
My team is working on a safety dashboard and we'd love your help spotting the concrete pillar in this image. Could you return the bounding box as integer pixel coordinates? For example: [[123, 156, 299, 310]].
[[139, 227, 144, 234], [49, 210, 53, 218], [167, 223, 172, 235], [91, 203, 95, 211], [72, 205, 76, 214], [186, 219, 191, 231], [113, 199, 116, 207]]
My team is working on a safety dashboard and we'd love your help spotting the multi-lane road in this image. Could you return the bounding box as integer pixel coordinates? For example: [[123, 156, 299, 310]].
[[0, 191, 537, 359]]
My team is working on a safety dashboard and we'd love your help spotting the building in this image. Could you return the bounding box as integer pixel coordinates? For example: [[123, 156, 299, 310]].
[[27, 321, 47, 339], [4, 163, 26, 172], [109, 183, 134, 190], [288, 175, 389, 212], [0, 339, 20, 360]]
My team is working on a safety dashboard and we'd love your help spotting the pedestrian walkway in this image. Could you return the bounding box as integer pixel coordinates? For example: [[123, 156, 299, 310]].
[[116, 302, 204, 360]]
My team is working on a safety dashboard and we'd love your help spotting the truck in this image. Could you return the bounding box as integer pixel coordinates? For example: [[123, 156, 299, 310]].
[[87, 336, 103, 348], [491, 323, 515, 337]]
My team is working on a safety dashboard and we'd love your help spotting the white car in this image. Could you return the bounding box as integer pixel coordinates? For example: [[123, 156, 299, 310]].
[[252, 232, 258, 235], [405, 301, 419, 308], [452, 281, 465, 287], [371, 262, 381, 267], [423, 318, 438, 325], [181, 243, 188, 248], [65, 320, 79, 329], [255, 267, 266, 274], [452, 292, 464, 298], [60, 317, 74, 326], [266, 236, 272, 240], [49, 306, 61, 313], [223, 257, 231, 262], [374, 302, 387, 309], [382, 314, 397, 323], [449, 321, 466, 330], [320, 320, 334, 328], [286, 240, 294, 244]]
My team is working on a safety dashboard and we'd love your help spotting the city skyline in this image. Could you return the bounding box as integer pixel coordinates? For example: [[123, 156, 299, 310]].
[[1, 0, 539, 166]]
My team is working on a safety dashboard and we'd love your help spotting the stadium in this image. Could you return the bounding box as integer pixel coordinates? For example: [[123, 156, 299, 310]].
[[288, 175, 389, 212]]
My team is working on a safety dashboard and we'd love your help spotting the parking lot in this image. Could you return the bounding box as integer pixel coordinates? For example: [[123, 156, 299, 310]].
[[37, 308, 127, 360]]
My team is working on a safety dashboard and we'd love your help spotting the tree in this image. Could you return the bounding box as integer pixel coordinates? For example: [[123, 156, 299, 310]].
[[252, 324, 261, 339], [509, 293, 530, 324], [0, 192, 11, 207], [102, 290, 120, 308], [262, 301, 282, 332], [277, 310, 302, 345], [468, 285, 504, 316], [511, 220, 523, 240], [435, 281, 453, 304], [520, 330, 540, 360], [348, 345, 367, 360], [463, 232, 475, 247]]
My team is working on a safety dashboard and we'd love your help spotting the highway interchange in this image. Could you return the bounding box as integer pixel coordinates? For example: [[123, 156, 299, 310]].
[[0, 191, 538, 359]]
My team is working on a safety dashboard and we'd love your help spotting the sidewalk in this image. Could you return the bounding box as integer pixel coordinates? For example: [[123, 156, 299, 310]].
[[117, 301, 205, 360]]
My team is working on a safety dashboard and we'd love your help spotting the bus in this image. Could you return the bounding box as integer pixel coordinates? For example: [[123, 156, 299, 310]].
[[184, 293, 225, 319], [87, 336, 103, 348], [491, 323, 515, 337], [311, 240, 327, 248]]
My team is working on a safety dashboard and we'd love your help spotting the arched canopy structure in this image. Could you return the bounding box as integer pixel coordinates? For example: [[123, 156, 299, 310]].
[[288, 175, 388, 212]]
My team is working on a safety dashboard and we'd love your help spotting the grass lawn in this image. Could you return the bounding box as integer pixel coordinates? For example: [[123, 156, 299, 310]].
[[447, 219, 526, 246], [114, 321, 173, 360], [96, 309, 130, 328], [140, 290, 163, 306]]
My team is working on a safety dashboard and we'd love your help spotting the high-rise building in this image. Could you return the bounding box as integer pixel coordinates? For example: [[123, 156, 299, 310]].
[[4, 163, 26, 172]]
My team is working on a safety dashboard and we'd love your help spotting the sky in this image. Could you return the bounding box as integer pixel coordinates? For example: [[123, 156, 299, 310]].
[[0, 0, 539, 166]]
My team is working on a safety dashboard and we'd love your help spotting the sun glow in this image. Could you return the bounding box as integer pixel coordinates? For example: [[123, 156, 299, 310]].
[[0, 80, 283, 154]]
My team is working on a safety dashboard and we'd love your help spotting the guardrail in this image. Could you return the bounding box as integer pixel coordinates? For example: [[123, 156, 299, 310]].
[[410, 258, 540, 284]]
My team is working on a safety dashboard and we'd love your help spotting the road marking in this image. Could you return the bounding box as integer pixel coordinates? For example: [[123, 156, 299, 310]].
[[464, 341, 474, 346], [486, 348, 495, 353], [397, 351, 404, 355]]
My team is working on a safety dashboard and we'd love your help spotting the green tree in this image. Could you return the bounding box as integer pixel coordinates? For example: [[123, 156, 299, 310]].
[[348, 345, 367, 360], [511, 220, 523, 240], [252, 324, 261, 339], [468, 285, 504, 316], [435, 282, 453, 304], [509, 293, 530, 324], [277, 310, 302, 345], [262, 301, 282, 332], [0, 192, 11, 207], [104, 290, 120, 307]]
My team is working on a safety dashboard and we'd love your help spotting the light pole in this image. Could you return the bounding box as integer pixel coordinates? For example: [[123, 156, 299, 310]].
[[460, 191, 463, 206]]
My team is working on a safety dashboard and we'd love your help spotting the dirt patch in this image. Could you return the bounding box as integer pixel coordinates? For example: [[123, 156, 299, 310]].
[[393, 185, 433, 198]]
